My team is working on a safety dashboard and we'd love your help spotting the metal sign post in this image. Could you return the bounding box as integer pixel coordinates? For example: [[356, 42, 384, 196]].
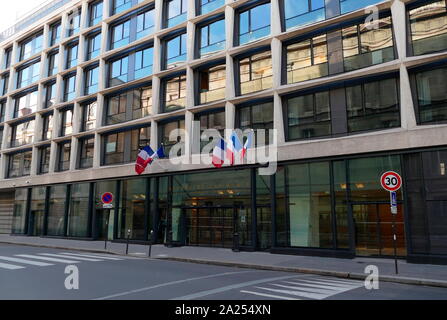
[[380, 171, 402, 275]]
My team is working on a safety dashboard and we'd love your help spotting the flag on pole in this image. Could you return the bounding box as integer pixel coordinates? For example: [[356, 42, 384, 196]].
[[212, 138, 226, 168], [135, 146, 154, 175], [241, 131, 254, 162], [149, 146, 165, 163], [226, 131, 243, 165]]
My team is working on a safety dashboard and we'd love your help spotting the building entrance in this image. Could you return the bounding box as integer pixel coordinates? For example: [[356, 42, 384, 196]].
[[352, 203, 406, 257], [95, 209, 111, 240]]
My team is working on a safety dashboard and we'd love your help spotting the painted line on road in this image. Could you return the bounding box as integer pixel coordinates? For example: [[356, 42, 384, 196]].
[[93, 271, 256, 300], [16, 254, 80, 264], [240, 290, 299, 300], [0, 256, 54, 267], [60, 252, 123, 260], [39, 253, 103, 262], [0, 262, 25, 270], [170, 275, 300, 300]]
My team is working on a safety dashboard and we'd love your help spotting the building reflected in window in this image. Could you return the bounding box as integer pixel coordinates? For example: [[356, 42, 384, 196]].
[[239, 51, 273, 95]]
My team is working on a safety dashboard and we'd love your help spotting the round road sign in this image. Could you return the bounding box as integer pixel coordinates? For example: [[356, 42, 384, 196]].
[[101, 192, 114, 204], [380, 171, 402, 192]]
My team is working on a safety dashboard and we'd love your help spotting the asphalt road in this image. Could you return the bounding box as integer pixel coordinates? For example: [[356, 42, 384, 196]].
[[0, 244, 446, 300]]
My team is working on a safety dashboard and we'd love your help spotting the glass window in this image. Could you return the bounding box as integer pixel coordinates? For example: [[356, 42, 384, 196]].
[[195, 111, 225, 152], [44, 81, 57, 108], [198, 64, 226, 104], [137, 9, 155, 39], [118, 178, 147, 240], [39, 145, 51, 174], [200, 0, 225, 15], [17, 61, 41, 89], [66, 43, 79, 69], [109, 56, 129, 87], [166, 0, 188, 28], [89, 1, 103, 26], [104, 131, 125, 165], [165, 33, 187, 69], [284, 0, 325, 30], [49, 22, 62, 46], [130, 126, 151, 160], [342, 16, 395, 72], [111, 20, 131, 49], [14, 91, 38, 118], [239, 3, 271, 45], [4, 47, 12, 69], [287, 91, 331, 140], [10, 120, 35, 147], [237, 102, 274, 146], [8, 151, 32, 178], [199, 19, 226, 57], [133, 86, 152, 119], [12, 189, 28, 234], [48, 51, 59, 77], [164, 75, 187, 112], [340, 0, 385, 15], [47, 185, 67, 237], [82, 101, 97, 131], [346, 77, 400, 133], [67, 10, 81, 36], [113, 0, 132, 15], [57, 141, 71, 172], [42, 113, 53, 141], [135, 47, 153, 79], [415, 66, 447, 124], [106, 92, 127, 124], [239, 51, 273, 95], [79, 137, 95, 169], [60, 108, 73, 137], [160, 119, 185, 157], [20, 33, 43, 61], [286, 34, 328, 84], [64, 74, 77, 102], [410, 1, 447, 56], [0, 101, 5, 123], [85, 66, 99, 95], [87, 33, 102, 60], [1, 73, 9, 96], [68, 183, 90, 237]]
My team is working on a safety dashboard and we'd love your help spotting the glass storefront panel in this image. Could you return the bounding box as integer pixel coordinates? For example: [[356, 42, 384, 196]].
[[95, 181, 116, 240], [333, 160, 349, 249], [68, 183, 90, 238], [47, 185, 66, 236], [257, 172, 272, 249], [12, 189, 28, 234], [118, 178, 147, 240], [29, 187, 46, 236]]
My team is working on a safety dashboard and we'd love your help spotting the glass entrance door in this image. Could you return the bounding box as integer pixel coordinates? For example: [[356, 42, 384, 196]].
[[30, 210, 45, 236], [96, 209, 111, 240], [185, 207, 235, 248], [352, 203, 406, 257]]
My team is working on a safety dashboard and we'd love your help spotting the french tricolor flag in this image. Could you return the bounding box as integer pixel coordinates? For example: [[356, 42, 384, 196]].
[[241, 131, 253, 162], [226, 132, 243, 165], [135, 146, 165, 175], [212, 138, 226, 168]]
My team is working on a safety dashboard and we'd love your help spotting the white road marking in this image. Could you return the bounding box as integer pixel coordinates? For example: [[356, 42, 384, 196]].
[[298, 279, 362, 288], [271, 283, 338, 295], [93, 271, 256, 300], [313, 277, 363, 285], [254, 286, 327, 300], [240, 290, 299, 300], [0, 262, 25, 270], [39, 253, 102, 262], [16, 254, 80, 264], [282, 280, 349, 291], [0, 256, 54, 267], [171, 275, 300, 300], [60, 252, 123, 260]]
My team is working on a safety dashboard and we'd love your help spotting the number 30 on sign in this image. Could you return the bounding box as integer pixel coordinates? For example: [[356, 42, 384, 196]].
[[380, 171, 402, 192]]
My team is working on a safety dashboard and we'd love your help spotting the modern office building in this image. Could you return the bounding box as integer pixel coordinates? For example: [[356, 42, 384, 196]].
[[0, 0, 446, 264]]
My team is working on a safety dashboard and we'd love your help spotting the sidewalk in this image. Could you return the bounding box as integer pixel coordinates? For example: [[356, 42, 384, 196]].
[[1, 234, 446, 288]]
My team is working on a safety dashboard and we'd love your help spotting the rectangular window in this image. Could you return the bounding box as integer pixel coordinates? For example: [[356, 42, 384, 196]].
[[81, 101, 97, 131], [20, 33, 43, 61], [415, 66, 447, 124], [160, 119, 185, 157], [195, 111, 225, 152], [286, 91, 331, 140], [44, 81, 57, 109], [135, 47, 154, 79], [14, 90, 38, 118], [89, 1, 103, 26], [48, 51, 59, 77], [17, 61, 41, 89], [0, 101, 5, 123], [130, 126, 151, 160], [103, 131, 125, 165], [109, 56, 129, 86], [79, 137, 95, 169], [342, 16, 395, 72], [133, 86, 152, 119], [165, 33, 187, 69], [68, 183, 90, 237], [57, 141, 71, 172], [239, 51, 273, 95], [113, 0, 132, 15], [85, 66, 99, 95], [38, 145, 51, 174], [346, 77, 400, 133], [10, 120, 35, 147], [137, 9, 155, 39], [340, 0, 384, 15], [87, 33, 102, 60], [49, 22, 62, 46], [42, 113, 53, 141], [410, 0, 447, 56], [66, 43, 79, 69], [64, 74, 77, 102], [286, 34, 328, 84], [283, 0, 325, 30], [166, 0, 188, 28], [239, 2, 271, 45], [237, 101, 274, 146], [1, 73, 9, 96], [8, 151, 32, 178], [4, 47, 12, 69], [67, 10, 81, 36], [47, 185, 67, 237], [0, 127, 3, 150], [164, 75, 187, 112], [200, 0, 225, 15], [60, 108, 73, 137], [106, 92, 127, 124], [198, 64, 226, 104], [111, 20, 131, 49], [199, 19, 226, 57]]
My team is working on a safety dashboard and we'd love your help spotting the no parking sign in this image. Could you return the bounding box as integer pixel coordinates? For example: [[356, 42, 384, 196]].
[[101, 192, 114, 209]]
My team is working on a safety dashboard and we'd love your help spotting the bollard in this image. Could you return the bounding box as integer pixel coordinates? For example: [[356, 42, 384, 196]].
[[148, 230, 154, 258], [126, 229, 131, 255], [233, 232, 240, 252]]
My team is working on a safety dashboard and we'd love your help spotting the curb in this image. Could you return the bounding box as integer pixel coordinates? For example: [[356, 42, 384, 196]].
[[155, 257, 447, 289]]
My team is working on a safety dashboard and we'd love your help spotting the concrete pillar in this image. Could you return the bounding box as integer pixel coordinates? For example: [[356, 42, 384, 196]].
[[399, 65, 417, 129], [273, 92, 285, 145], [150, 120, 158, 151], [391, 0, 407, 60], [69, 136, 79, 171], [30, 147, 38, 176], [225, 6, 234, 50], [184, 110, 193, 160], [153, 36, 162, 73], [187, 21, 196, 61], [186, 66, 195, 108], [154, 0, 164, 32], [225, 101, 235, 140], [96, 94, 105, 128], [188, 0, 196, 20], [271, 38, 282, 88], [75, 66, 83, 99], [48, 141, 58, 173], [270, 0, 282, 36], [80, 1, 89, 30], [72, 102, 82, 134], [151, 76, 161, 115], [225, 54, 236, 99], [93, 132, 101, 168]]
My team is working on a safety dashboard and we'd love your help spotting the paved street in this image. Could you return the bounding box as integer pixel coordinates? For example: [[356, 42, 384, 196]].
[[0, 244, 446, 300]]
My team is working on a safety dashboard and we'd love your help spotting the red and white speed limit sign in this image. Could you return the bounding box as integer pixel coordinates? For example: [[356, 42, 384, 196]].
[[380, 171, 402, 192]]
